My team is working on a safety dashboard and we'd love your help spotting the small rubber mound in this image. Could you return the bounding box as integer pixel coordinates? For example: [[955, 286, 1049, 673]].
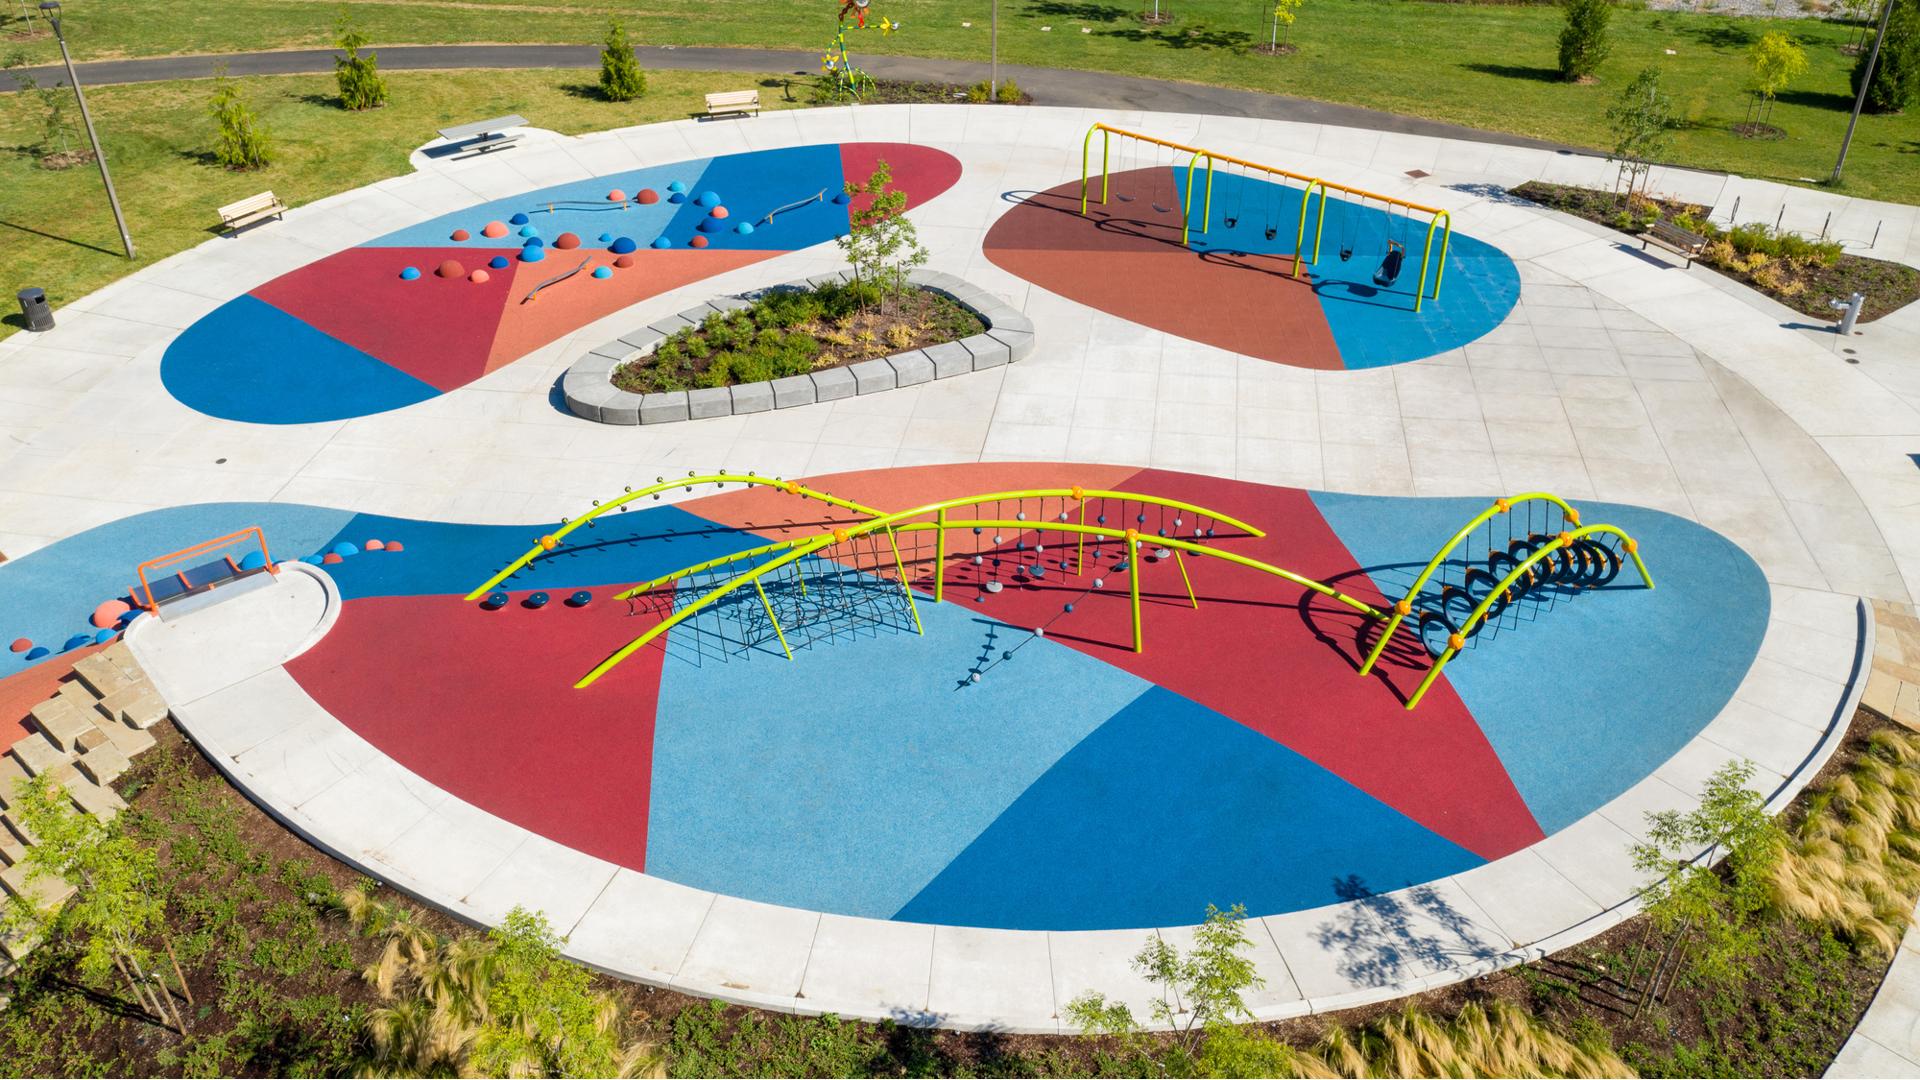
[[637, 189, 660, 205], [735, 222, 756, 235], [521, 246, 547, 263], [710, 206, 730, 219], [322, 552, 344, 565], [435, 260, 466, 279], [488, 255, 511, 270], [697, 217, 725, 234], [331, 542, 360, 557], [668, 192, 688, 204], [386, 541, 405, 553], [62, 634, 91, 652], [9, 638, 30, 653], [523, 237, 545, 249], [689, 235, 709, 248], [614, 254, 636, 268], [608, 237, 638, 255], [555, 232, 582, 250], [482, 221, 508, 238], [25, 646, 48, 661], [450, 228, 470, 242], [597, 233, 613, 243], [518, 225, 540, 239], [651, 238, 672, 250], [92, 628, 117, 645], [509, 212, 531, 226], [667, 180, 687, 194], [365, 540, 386, 551], [833, 192, 851, 205], [238, 551, 270, 570], [399, 266, 421, 281], [696, 191, 721, 208], [91, 600, 130, 628], [607, 189, 627, 202], [591, 266, 612, 279], [470, 270, 490, 284]]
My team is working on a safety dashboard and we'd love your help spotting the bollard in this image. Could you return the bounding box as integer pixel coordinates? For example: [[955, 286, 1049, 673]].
[[1829, 291, 1865, 336]]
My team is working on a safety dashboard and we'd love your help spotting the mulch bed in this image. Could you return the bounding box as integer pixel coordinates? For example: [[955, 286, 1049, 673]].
[[1511, 179, 1920, 325]]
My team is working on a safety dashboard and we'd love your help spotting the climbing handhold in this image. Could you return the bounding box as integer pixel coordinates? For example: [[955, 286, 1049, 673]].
[[91, 599, 130, 628], [399, 266, 421, 281], [608, 236, 638, 254]]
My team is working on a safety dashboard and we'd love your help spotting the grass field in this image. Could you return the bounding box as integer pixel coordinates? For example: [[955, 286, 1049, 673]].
[[0, 68, 803, 333], [2, 0, 1918, 202]]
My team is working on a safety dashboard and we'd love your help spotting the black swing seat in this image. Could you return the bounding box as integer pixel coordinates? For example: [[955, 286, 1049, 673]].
[[1373, 242, 1406, 287]]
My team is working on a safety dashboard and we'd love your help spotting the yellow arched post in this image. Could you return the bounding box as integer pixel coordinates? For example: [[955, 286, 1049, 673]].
[[1403, 523, 1651, 710], [1293, 179, 1327, 279], [1357, 492, 1582, 677], [1181, 150, 1215, 244], [1128, 533, 1144, 652], [1081, 123, 1115, 215], [933, 507, 948, 603], [1413, 209, 1452, 313]]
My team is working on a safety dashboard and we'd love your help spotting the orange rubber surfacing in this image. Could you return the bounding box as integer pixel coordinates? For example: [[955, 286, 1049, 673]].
[[984, 175, 1344, 370]]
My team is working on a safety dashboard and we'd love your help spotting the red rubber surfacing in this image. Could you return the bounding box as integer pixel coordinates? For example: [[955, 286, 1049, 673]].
[[286, 593, 667, 870], [984, 178, 1345, 370], [840, 142, 963, 214], [251, 246, 515, 392]]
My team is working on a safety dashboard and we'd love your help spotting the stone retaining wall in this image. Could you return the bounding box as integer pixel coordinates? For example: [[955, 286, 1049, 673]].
[[561, 270, 1033, 425]]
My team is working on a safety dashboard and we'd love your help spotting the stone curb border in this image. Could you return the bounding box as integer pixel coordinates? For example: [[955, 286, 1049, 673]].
[[561, 270, 1034, 425]]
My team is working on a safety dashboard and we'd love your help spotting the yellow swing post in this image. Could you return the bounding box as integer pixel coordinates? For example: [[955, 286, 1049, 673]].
[[1293, 179, 1327, 279], [1412, 209, 1452, 313], [933, 508, 948, 603], [1127, 530, 1144, 652]]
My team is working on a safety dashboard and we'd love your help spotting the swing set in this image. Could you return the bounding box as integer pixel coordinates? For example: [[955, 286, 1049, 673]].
[[1078, 122, 1455, 312]]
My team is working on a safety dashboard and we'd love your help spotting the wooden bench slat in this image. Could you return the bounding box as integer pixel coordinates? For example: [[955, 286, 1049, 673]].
[[704, 89, 761, 118], [1641, 220, 1707, 268], [436, 113, 529, 141], [217, 190, 287, 234]]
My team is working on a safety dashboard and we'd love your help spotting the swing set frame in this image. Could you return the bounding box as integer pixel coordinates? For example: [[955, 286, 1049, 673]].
[[1078, 122, 1455, 312]]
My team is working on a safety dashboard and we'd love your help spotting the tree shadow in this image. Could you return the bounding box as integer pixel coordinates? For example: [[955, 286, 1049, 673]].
[[1028, 0, 1129, 21], [1447, 181, 1538, 206], [1672, 18, 1758, 50], [1461, 61, 1563, 83], [1774, 86, 1858, 112], [293, 92, 345, 110], [1312, 876, 1507, 988], [1097, 24, 1252, 49]]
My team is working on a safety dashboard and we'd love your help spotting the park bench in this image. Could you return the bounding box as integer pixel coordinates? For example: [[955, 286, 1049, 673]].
[[1641, 218, 1708, 268], [704, 89, 761, 120], [435, 114, 528, 159], [216, 191, 286, 235]]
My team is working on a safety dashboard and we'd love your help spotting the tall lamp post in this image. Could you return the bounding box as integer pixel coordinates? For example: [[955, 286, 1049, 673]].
[[989, 0, 998, 101], [39, 1, 134, 259], [1831, 0, 1897, 185]]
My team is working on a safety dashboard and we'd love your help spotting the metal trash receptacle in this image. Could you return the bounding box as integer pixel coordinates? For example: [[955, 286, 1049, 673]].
[[16, 287, 54, 332]]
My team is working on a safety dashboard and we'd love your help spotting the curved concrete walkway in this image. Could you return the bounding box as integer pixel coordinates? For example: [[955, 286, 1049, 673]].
[[0, 101, 1894, 1033], [1829, 905, 1920, 1078]]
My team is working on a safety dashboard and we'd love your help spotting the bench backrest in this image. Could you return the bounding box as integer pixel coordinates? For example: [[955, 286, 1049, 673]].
[[1651, 220, 1706, 247], [219, 191, 280, 219], [437, 114, 529, 141], [705, 90, 760, 106]]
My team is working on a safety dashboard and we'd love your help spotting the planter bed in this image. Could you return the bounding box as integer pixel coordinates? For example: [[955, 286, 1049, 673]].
[[562, 270, 1034, 425]]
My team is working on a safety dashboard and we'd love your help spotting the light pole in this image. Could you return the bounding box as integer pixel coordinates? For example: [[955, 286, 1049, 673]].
[[1831, 0, 1897, 185], [39, 1, 134, 259], [989, 0, 999, 101]]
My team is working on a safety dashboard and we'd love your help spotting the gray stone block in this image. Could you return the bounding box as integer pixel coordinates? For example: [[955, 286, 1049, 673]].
[[922, 341, 973, 380], [562, 371, 619, 422], [849, 358, 897, 395], [806, 271, 853, 290], [771, 374, 817, 408], [601, 392, 642, 426], [707, 295, 755, 314], [959, 334, 1011, 370], [988, 326, 1036, 362], [618, 328, 665, 351], [647, 314, 696, 337], [687, 386, 733, 420], [730, 381, 774, 414], [811, 367, 856, 402], [887, 350, 936, 387], [640, 392, 689, 424], [589, 341, 636, 362]]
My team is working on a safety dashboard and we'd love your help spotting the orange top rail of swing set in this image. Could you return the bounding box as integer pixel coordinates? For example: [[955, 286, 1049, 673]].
[[1077, 122, 1454, 310]]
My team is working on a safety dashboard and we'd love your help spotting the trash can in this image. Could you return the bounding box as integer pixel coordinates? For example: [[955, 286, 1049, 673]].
[[16, 287, 54, 332]]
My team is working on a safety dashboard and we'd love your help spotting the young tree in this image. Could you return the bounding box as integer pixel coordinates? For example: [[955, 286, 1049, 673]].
[[1267, 0, 1305, 52], [334, 10, 390, 110], [1852, 0, 1920, 114], [1746, 30, 1809, 129], [599, 19, 647, 102], [1066, 904, 1263, 1070], [1629, 759, 1784, 1013], [209, 73, 271, 171], [1606, 66, 1674, 200], [834, 158, 929, 315], [0, 775, 190, 1033], [471, 907, 640, 1077], [1558, 0, 1613, 82]]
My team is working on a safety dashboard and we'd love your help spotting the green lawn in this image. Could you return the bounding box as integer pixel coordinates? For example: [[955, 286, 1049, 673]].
[[0, 68, 803, 335], [3, 0, 1918, 202]]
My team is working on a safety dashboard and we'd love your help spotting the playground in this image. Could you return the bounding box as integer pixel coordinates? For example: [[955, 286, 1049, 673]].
[[0, 97, 1891, 1031]]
